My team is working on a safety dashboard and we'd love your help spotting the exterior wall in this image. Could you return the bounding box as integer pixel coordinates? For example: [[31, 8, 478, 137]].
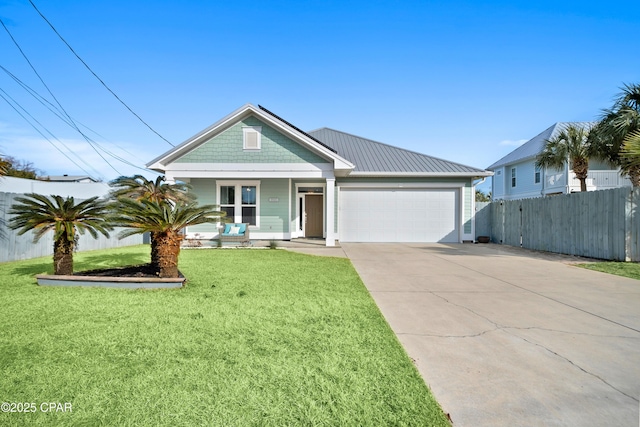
[[543, 165, 566, 195], [186, 179, 218, 234], [260, 179, 290, 235], [502, 159, 543, 200], [492, 167, 505, 199], [185, 178, 289, 238], [496, 159, 631, 200], [174, 117, 328, 164]]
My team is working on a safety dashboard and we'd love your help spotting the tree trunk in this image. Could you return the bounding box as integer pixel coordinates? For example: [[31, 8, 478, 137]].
[[155, 231, 183, 278], [150, 231, 159, 268], [53, 237, 74, 275], [572, 159, 589, 192], [628, 165, 640, 187]]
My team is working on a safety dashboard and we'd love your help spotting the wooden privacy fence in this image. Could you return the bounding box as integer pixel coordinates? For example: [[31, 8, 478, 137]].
[[488, 187, 639, 261], [0, 192, 143, 263]]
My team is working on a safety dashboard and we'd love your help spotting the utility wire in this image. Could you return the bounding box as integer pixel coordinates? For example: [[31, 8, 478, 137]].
[[28, 0, 175, 147], [0, 91, 98, 177], [0, 63, 150, 165], [0, 16, 122, 176]]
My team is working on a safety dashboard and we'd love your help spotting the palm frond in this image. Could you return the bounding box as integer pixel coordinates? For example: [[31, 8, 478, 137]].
[[112, 198, 224, 238], [109, 175, 195, 204], [9, 193, 113, 243], [621, 129, 640, 169]]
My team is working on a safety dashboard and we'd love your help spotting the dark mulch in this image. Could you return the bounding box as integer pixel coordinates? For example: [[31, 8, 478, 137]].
[[75, 264, 161, 278]]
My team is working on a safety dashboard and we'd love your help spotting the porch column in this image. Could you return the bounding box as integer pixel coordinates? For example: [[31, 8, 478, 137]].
[[325, 178, 336, 246]]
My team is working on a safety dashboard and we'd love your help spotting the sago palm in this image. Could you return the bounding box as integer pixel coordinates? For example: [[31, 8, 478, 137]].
[[9, 194, 113, 275], [109, 174, 193, 203], [536, 124, 592, 192], [109, 175, 195, 268], [111, 198, 223, 278]]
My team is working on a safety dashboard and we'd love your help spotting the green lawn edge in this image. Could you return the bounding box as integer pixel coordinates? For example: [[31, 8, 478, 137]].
[[576, 261, 640, 281]]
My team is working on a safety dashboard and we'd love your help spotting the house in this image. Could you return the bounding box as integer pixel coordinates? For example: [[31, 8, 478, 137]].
[[0, 176, 110, 198], [487, 122, 632, 200], [42, 175, 99, 183], [147, 104, 492, 246]]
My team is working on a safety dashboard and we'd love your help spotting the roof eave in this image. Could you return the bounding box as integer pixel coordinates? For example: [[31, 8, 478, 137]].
[[487, 154, 538, 170], [347, 171, 493, 178]]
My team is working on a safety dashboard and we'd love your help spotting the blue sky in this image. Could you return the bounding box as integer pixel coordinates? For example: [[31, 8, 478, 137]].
[[1, 0, 639, 191]]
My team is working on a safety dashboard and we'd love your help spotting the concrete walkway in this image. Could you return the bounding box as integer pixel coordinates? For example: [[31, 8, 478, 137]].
[[342, 243, 640, 427]]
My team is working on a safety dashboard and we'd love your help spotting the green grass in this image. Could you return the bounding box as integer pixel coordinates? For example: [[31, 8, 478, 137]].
[[0, 246, 449, 426], [578, 261, 640, 280]]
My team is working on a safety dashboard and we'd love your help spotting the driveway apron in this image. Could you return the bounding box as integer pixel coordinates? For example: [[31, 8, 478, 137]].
[[342, 243, 640, 427]]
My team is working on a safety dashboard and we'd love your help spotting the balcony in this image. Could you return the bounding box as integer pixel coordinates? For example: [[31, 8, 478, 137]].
[[568, 170, 632, 191]]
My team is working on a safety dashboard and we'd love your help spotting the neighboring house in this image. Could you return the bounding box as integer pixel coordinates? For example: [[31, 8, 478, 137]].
[[0, 176, 110, 198], [147, 104, 492, 246], [487, 122, 632, 200], [42, 175, 98, 183]]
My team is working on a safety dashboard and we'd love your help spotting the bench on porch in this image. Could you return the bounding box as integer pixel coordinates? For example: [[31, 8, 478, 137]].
[[219, 223, 251, 246]]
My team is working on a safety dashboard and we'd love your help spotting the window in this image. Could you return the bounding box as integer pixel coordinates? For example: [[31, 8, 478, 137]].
[[241, 186, 257, 225], [243, 126, 262, 150], [219, 186, 236, 221], [217, 181, 260, 226], [511, 167, 517, 187], [534, 165, 541, 184]]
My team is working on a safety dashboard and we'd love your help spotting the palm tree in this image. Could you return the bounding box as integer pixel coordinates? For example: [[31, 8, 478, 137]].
[[109, 175, 193, 203], [536, 124, 592, 192], [589, 83, 640, 187], [9, 194, 113, 275], [111, 198, 224, 278], [109, 175, 195, 268]]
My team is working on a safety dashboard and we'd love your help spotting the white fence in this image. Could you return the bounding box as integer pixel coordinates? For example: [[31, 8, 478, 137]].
[[484, 187, 639, 261], [0, 192, 143, 263]]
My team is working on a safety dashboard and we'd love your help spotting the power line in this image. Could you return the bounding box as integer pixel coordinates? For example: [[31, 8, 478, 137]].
[[0, 90, 98, 177], [0, 16, 122, 176], [28, 0, 175, 148], [0, 63, 150, 165]]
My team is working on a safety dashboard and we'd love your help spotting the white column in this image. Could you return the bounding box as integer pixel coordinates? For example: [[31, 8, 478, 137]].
[[325, 178, 336, 246]]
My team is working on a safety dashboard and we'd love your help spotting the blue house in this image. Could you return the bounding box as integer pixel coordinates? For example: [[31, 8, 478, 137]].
[[487, 122, 631, 200]]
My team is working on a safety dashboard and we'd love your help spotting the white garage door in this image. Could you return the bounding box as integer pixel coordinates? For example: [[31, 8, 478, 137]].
[[339, 188, 459, 242]]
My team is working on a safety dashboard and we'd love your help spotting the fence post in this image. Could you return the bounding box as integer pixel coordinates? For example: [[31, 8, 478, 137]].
[[626, 188, 639, 262]]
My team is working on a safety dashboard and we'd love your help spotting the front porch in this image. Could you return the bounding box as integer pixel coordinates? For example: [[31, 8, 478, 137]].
[[182, 177, 338, 247]]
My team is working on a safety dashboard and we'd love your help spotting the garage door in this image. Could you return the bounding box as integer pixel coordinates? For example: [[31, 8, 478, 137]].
[[339, 188, 459, 242]]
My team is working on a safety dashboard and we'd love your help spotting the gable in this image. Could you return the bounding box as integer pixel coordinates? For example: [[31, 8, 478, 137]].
[[487, 122, 595, 170], [174, 116, 329, 164]]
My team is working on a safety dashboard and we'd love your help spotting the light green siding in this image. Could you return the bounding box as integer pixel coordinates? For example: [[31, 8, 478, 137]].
[[188, 179, 218, 233], [187, 178, 289, 234], [175, 117, 328, 164], [260, 179, 289, 233], [462, 183, 472, 234]]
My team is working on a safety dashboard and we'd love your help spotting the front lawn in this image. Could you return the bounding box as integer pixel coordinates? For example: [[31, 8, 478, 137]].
[[578, 261, 640, 281], [0, 246, 449, 426]]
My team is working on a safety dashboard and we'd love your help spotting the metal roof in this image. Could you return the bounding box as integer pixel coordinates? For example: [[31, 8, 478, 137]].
[[487, 122, 595, 170], [308, 127, 490, 175]]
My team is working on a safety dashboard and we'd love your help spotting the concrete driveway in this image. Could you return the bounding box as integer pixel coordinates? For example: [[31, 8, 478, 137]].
[[342, 243, 640, 427]]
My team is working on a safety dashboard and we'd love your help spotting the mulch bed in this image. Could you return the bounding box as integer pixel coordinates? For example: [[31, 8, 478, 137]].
[[75, 264, 161, 278]]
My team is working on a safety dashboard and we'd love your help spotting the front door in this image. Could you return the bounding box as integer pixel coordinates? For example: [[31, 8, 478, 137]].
[[304, 194, 323, 238]]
